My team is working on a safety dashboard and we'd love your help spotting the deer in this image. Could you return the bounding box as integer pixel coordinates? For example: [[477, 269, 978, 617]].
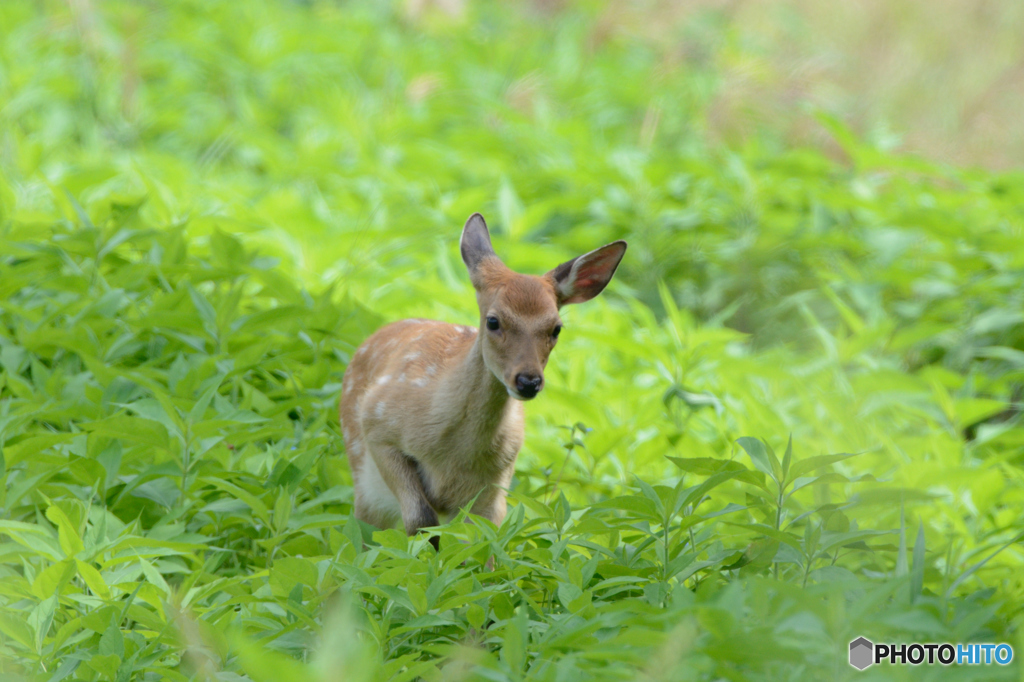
[[339, 213, 626, 548]]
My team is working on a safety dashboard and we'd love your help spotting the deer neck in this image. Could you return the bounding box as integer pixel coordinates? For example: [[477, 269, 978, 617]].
[[446, 334, 516, 436]]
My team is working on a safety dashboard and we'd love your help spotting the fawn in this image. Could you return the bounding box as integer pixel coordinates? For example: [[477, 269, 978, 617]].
[[339, 213, 626, 546]]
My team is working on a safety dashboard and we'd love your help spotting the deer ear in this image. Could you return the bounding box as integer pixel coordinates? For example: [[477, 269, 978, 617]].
[[548, 241, 627, 306], [460, 213, 497, 276]]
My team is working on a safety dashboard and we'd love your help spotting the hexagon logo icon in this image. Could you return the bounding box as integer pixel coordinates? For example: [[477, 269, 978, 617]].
[[849, 637, 874, 670]]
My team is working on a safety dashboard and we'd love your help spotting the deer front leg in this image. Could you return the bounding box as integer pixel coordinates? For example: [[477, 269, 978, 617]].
[[471, 488, 509, 527], [472, 466, 514, 527], [364, 440, 440, 549]]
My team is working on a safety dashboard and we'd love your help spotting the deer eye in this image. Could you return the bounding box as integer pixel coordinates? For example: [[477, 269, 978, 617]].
[[552, 324, 562, 339], [486, 316, 500, 331]]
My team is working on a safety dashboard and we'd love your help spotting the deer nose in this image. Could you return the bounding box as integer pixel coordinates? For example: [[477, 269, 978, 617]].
[[515, 373, 543, 399]]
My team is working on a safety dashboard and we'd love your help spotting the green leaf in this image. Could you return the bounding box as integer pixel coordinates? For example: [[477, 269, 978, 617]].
[[77, 559, 112, 601], [557, 583, 583, 610], [663, 385, 723, 414], [680, 470, 742, 510], [466, 603, 485, 630], [501, 607, 528, 673], [781, 434, 792, 480], [98, 620, 125, 659], [32, 559, 77, 599], [788, 452, 862, 479], [30, 593, 58, 652], [0, 611, 35, 650], [726, 523, 805, 553], [910, 522, 925, 604], [632, 477, 665, 517], [188, 382, 222, 425], [590, 495, 659, 519], [945, 530, 1024, 598], [270, 557, 318, 599], [667, 457, 747, 476], [138, 557, 171, 597], [817, 529, 895, 555], [45, 505, 85, 558], [736, 437, 780, 482], [82, 415, 170, 450], [88, 654, 121, 679], [202, 477, 271, 526], [187, 282, 219, 340]]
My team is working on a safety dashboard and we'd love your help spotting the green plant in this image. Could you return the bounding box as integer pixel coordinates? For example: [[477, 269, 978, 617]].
[[0, 1, 1021, 679]]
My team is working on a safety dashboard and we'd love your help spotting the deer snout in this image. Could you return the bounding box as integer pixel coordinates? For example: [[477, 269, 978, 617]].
[[514, 372, 543, 399]]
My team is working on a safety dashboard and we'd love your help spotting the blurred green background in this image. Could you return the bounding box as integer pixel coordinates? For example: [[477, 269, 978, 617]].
[[1, 1, 1022, 679]]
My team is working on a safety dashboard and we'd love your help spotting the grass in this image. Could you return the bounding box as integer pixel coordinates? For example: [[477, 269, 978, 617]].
[[0, 1, 1022, 680]]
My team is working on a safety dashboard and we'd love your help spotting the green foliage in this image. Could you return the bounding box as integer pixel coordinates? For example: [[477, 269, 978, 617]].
[[0, 1, 1022, 680]]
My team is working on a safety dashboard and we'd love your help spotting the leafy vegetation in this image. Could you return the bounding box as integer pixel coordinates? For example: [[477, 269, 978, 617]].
[[1, 1, 1022, 680]]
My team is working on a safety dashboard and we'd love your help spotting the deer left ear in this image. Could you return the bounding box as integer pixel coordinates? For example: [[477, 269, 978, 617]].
[[547, 241, 627, 306]]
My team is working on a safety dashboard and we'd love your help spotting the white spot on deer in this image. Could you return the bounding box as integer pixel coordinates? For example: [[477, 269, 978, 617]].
[[412, 377, 428, 387], [398, 373, 407, 383], [405, 352, 420, 362], [425, 365, 437, 376], [356, 346, 367, 356], [343, 381, 353, 394], [376, 374, 391, 386], [410, 334, 423, 342], [375, 401, 386, 418], [468, 326, 478, 334], [361, 456, 401, 520], [348, 437, 362, 456]]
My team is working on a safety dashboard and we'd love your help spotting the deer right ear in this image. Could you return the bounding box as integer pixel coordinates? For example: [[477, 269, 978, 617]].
[[460, 213, 497, 276]]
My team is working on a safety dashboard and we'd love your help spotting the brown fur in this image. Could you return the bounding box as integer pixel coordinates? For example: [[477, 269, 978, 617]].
[[339, 214, 626, 542]]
